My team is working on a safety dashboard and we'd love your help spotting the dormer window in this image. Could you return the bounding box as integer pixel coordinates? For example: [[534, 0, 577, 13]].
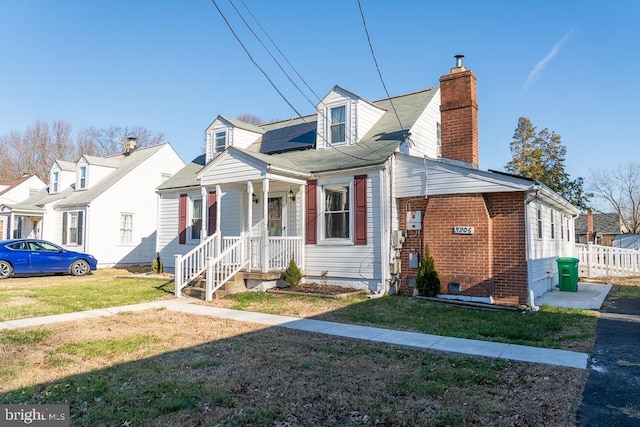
[[215, 131, 227, 152], [330, 106, 346, 144], [79, 167, 87, 189], [52, 172, 59, 193]]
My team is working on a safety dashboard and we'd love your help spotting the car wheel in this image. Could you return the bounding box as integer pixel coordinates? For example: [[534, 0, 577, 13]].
[[70, 260, 90, 276], [0, 261, 13, 279]]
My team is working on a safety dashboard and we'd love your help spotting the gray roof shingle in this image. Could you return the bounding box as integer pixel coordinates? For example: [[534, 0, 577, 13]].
[[575, 213, 622, 235]]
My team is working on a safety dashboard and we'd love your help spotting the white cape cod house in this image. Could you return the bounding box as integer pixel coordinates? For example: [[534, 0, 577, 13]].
[[0, 174, 47, 239], [157, 57, 578, 307], [9, 142, 185, 266]]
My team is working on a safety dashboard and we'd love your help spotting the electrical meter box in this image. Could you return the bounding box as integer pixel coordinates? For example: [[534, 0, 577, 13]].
[[406, 211, 422, 230], [409, 250, 419, 268]]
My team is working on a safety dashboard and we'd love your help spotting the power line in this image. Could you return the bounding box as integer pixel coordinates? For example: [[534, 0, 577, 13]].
[[236, 0, 381, 155], [209, 0, 388, 163], [356, 0, 406, 140]]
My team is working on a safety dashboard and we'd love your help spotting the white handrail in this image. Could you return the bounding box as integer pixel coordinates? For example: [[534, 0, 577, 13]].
[[174, 232, 220, 297], [205, 233, 250, 301]]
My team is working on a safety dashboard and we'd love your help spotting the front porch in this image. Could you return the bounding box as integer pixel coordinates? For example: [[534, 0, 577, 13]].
[[175, 173, 308, 300]]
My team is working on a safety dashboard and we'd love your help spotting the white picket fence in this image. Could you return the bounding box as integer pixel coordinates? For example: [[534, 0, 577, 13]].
[[576, 243, 640, 278]]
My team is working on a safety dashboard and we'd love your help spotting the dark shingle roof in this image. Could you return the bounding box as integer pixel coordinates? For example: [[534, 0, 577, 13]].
[[575, 213, 622, 235]]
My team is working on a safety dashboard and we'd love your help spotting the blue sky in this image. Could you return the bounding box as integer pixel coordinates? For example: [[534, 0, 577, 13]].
[[1, 0, 638, 183]]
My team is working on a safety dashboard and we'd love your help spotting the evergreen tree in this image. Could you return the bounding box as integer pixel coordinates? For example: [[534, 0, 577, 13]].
[[505, 117, 590, 210]]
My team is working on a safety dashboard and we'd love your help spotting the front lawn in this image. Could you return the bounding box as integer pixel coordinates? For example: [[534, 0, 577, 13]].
[[0, 310, 586, 426], [0, 269, 173, 321], [207, 292, 598, 352]]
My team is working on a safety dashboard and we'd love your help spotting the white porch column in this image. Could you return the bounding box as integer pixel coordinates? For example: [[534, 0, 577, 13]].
[[216, 185, 222, 254], [201, 186, 208, 241], [300, 183, 306, 270], [9, 212, 14, 239], [246, 181, 253, 272], [262, 178, 269, 273]]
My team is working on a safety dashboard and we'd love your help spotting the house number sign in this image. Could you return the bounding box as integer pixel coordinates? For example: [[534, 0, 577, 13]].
[[453, 226, 474, 235]]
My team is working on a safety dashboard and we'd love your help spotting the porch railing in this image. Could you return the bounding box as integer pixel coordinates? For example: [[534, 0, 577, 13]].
[[249, 236, 303, 271], [174, 232, 220, 297], [205, 233, 250, 301], [576, 243, 640, 278]]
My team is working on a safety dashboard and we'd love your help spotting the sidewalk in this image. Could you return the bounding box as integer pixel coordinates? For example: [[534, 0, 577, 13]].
[[0, 298, 588, 370]]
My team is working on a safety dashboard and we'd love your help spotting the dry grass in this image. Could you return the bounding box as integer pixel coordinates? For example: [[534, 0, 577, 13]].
[[0, 310, 587, 426]]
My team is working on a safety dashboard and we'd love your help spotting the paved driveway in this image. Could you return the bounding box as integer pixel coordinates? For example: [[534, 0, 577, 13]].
[[579, 296, 640, 426]]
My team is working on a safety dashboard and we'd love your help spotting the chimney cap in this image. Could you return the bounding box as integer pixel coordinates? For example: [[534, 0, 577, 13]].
[[451, 54, 467, 73]]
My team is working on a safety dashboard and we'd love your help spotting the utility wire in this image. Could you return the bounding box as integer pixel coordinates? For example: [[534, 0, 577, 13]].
[[356, 0, 405, 138], [210, 0, 387, 162], [237, 0, 380, 155]]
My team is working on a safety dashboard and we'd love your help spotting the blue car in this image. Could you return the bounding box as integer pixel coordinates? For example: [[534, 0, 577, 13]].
[[0, 239, 97, 279]]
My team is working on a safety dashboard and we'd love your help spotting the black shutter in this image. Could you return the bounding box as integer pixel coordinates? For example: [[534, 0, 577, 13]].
[[77, 211, 84, 245], [62, 212, 67, 244]]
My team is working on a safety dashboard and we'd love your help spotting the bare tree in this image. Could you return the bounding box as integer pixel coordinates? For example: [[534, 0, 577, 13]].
[[589, 162, 640, 233], [0, 120, 75, 182], [236, 113, 264, 126], [76, 125, 165, 156]]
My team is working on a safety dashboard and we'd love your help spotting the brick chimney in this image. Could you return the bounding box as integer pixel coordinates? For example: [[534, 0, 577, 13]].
[[439, 54, 479, 167], [587, 209, 594, 243]]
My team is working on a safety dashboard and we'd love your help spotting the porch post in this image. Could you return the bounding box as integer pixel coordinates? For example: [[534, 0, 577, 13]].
[[8, 213, 14, 239], [246, 181, 253, 272], [216, 185, 222, 255], [300, 183, 306, 270], [201, 186, 208, 241], [262, 178, 269, 273]]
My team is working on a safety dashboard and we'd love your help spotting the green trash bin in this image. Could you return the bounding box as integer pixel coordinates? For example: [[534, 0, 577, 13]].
[[557, 257, 579, 292]]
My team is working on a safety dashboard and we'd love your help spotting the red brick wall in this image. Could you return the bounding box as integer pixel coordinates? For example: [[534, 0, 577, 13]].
[[397, 192, 529, 306], [439, 70, 479, 166], [486, 192, 528, 305], [423, 194, 493, 297]]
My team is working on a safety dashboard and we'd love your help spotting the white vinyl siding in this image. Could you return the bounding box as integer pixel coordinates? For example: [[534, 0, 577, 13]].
[[199, 154, 265, 186], [354, 99, 385, 142], [405, 89, 441, 158], [305, 172, 380, 290]]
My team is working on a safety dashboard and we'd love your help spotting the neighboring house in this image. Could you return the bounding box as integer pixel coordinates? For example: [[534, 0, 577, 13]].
[[157, 56, 578, 307], [7, 141, 185, 266], [613, 234, 640, 250], [0, 174, 47, 239], [575, 210, 622, 246]]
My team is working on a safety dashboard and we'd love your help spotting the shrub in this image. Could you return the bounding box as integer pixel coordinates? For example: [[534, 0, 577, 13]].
[[416, 244, 440, 297], [283, 256, 303, 286], [151, 253, 163, 274]]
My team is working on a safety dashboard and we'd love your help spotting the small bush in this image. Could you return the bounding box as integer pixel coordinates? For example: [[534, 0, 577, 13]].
[[151, 253, 163, 274], [416, 244, 440, 297], [283, 257, 303, 286]]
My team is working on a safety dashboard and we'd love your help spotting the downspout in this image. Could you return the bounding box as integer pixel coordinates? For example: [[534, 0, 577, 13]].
[[368, 158, 392, 299], [524, 187, 539, 312]]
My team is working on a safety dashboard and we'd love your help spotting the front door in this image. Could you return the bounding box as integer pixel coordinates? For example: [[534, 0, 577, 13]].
[[268, 196, 284, 236]]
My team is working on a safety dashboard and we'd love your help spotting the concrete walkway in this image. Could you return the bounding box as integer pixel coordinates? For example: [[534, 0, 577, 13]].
[[0, 297, 588, 369]]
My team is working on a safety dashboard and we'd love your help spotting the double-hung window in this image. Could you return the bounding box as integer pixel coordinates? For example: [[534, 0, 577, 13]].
[[190, 198, 203, 241], [323, 183, 350, 239], [536, 202, 542, 239], [330, 106, 346, 145], [550, 210, 555, 239], [120, 213, 133, 244], [79, 166, 87, 189], [62, 211, 83, 245], [436, 122, 442, 157], [52, 171, 59, 193], [215, 131, 227, 153]]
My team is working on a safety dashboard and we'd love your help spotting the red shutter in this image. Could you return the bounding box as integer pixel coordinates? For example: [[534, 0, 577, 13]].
[[306, 180, 317, 244], [179, 194, 187, 244], [354, 175, 367, 245], [207, 191, 217, 236]]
